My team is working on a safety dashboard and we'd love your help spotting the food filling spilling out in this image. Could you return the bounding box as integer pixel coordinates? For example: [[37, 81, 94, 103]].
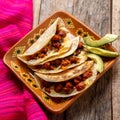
[[26, 29, 67, 61], [32, 41, 84, 70], [42, 69, 92, 94]]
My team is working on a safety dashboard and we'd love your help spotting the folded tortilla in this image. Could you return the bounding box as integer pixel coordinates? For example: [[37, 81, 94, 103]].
[[39, 36, 80, 64], [31, 51, 87, 73], [35, 61, 94, 82], [36, 63, 97, 98], [17, 17, 73, 66]]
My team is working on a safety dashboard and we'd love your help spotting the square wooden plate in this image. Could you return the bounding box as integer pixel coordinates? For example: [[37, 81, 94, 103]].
[[3, 11, 118, 114]]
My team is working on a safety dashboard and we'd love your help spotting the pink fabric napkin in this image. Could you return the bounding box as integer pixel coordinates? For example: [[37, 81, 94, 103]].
[[0, 0, 48, 120]]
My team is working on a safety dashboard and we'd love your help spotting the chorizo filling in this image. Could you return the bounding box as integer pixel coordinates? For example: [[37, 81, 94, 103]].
[[42, 69, 92, 94], [35, 56, 79, 70], [26, 30, 67, 61], [74, 41, 83, 56], [33, 41, 84, 70]]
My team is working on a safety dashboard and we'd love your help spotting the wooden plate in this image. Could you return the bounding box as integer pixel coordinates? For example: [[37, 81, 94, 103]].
[[3, 11, 118, 114]]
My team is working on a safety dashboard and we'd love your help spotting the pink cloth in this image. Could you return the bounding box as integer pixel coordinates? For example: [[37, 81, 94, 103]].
[[0, 0, 48, 120]]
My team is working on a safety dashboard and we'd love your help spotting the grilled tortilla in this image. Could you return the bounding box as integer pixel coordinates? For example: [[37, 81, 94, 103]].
[[36, 63, 97, 98], [31, 51, 87, 73], [38, 36, 80, 64], [35, 61, 94, 82], [17, 17, 73, 66]]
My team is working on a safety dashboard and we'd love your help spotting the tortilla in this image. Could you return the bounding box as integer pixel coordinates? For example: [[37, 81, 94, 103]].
[[36, 63, 97, 98], [31, 51, 87, 73], [35, 61, 94, 82], [39, 36, 80, 64], [17, 17, 73, 66]]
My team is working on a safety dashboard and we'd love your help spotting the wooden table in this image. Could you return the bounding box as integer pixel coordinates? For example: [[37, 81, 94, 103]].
[[33, 0, 120, 120]]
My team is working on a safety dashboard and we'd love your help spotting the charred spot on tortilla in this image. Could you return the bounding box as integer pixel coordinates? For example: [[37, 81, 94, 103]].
[[39, 63, 97, 98]]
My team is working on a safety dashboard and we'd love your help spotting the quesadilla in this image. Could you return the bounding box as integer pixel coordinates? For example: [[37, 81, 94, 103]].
[[17, 17, 74, 66], [36, 62, 97, 98]]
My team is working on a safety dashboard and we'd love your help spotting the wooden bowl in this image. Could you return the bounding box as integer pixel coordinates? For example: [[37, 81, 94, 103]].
[[3, 11, 119, 114]]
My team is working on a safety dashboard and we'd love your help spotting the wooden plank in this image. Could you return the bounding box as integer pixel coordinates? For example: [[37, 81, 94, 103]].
[[33, 0, 42, 28], [38, 0, 73, 23], [112, 0, 120, 120], [66, 0, 112, 120]]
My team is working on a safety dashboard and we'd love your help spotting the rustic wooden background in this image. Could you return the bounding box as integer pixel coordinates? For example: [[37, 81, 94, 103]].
[[33, 0, 120, 120]]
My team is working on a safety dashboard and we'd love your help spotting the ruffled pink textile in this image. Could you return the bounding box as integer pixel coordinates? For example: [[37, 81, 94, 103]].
[[0, 0, 48, 120]]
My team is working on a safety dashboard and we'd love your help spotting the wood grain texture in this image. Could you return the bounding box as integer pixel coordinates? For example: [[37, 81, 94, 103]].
[[72, 0, 111, 36], [32, 0, 120, 120], [112, 0, 120, 120], [33, 0, 42, 28], [39, 0, 73, 22]]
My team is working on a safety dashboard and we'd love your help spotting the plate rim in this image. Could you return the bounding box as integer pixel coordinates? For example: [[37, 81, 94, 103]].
[[3, 10, 119, 114]]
